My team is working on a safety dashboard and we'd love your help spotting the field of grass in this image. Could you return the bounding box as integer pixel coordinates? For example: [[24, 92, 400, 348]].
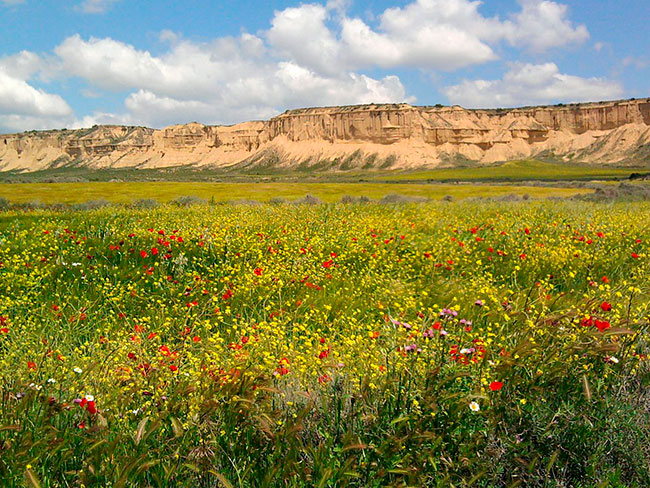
[[0, 181, 588, 205], [374, 159, 647, 182], [2, 160, 646, 186], [1, 201, 650, 486]]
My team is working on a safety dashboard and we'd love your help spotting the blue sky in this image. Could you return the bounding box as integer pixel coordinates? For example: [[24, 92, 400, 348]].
[[0, 0, 648, 132]]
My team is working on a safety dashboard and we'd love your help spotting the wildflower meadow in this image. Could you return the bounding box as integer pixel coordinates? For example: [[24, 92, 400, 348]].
[[1, 200, 649, 486]]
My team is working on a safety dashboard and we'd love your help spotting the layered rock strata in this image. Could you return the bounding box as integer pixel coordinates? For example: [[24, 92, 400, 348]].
[[2, 98, 649, 172]]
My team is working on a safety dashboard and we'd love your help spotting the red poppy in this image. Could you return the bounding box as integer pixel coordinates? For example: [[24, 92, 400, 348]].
[[140, 250, 148, 258], [322, 260, 333, 268], [86, 401, 97, 414], [254, 267, 263, 276], [632, 253, 640, 259], [600, 301, 612, 312], [27, 361, 36, 370], [193, 336, 201, 343], [595, 319, 611, 332], [275, 358, 290, 376], [489, 381, 504, 391], [169, 365, 178, 372]]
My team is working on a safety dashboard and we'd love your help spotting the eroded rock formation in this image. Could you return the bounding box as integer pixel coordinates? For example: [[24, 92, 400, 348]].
[[1, 98, 649, 172]]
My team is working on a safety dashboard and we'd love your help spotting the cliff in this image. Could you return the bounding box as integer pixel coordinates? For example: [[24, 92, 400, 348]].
[[2, 98, 649, 172]]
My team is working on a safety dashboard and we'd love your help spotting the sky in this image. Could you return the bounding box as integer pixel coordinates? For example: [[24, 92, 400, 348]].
[[0, 0, 648, 132]]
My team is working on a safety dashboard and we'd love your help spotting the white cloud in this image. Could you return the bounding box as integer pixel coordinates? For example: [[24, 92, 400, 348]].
[[266, 0, 589, 75], [0, 72, 70, 117], [78, 0, 121, 14], [268, 4, 345, 76], [0, 51, 42, 79], [504, 0, 589, 52], [0, 0, 605, 132], [0, 54, 74, 132], [444, 62, 623, 108], [52, 33, 410, 128]]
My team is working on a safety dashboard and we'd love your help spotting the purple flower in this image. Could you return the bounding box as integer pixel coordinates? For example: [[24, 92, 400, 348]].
[[475, 300, 484, 307], [439, 308, 458, 318], [390, 318, 411, 329], [404, 344, 422, 354]]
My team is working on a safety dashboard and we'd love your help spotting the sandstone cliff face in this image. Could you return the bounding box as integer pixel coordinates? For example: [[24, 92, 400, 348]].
[[1, 98, 649, 172]]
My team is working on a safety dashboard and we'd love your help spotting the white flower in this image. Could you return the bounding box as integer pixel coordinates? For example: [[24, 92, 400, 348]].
[[47, 378, 56, 384], [29, 383, 42, 390], [85, 394, 94, 402], [610, 356, 619, 364], [73, 367, 83, 374], [469, 401, 480, 412]]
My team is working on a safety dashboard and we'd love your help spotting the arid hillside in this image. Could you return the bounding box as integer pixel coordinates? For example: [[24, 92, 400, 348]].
[[2, 98, 649, 172]]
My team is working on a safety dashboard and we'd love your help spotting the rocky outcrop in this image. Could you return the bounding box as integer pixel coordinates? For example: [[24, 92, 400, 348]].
[[1, 98, 649, 172]]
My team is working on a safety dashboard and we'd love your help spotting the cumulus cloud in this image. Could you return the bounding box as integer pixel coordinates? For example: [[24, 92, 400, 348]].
[[0, 0, 609, 131], [0, 54, 74, 132], [340, 0, 501, 70], [266, 0, 590, 74], [443, 62, 623, 108], [504, 0, 589, 52], [51, 33, 409, 127], [267, 4, 345, 76]]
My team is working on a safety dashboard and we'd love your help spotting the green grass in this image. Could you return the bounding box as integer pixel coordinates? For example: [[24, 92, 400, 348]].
[[0, 181, 588, 204], [373, 160, 647, 182], [2, 160, 646, 185]]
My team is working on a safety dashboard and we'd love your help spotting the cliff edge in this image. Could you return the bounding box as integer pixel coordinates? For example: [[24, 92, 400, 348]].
[[2, 98, 649, 172]]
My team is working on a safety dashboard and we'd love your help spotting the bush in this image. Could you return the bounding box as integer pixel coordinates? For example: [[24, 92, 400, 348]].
[[294, 194, 322, 205], [72, 199, 112, 211], [171, 195, 208, 207], [130, 198, 160, 209], [379, 193, 429, 204], [340, 195, 370, 204]]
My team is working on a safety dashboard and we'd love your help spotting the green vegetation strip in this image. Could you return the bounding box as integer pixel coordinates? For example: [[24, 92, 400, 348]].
[[375, 160, 645, 182], [0, 181, 588, 204]]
